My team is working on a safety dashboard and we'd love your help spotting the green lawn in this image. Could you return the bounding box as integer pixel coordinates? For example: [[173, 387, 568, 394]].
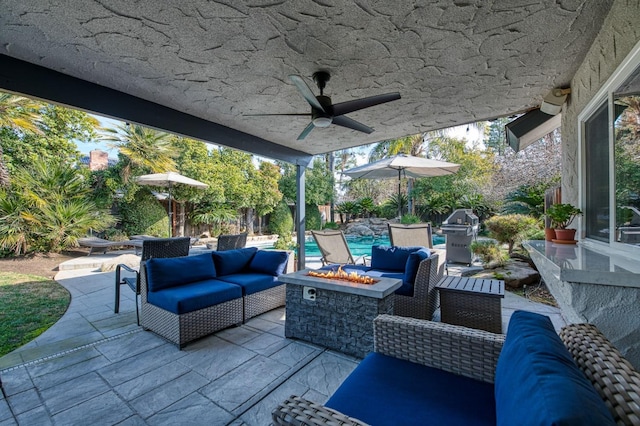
[[0, 272, 70, 357]]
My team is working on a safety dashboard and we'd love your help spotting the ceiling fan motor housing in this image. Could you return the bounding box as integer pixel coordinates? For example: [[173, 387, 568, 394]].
[[312, 95, 334, 126]]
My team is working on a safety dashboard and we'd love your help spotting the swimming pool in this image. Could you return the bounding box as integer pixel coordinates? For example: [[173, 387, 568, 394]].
[[304, 234, 445, 257]]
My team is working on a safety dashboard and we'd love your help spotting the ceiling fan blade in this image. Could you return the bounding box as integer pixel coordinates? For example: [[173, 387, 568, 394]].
[[244, 113, 311, 116], [297, 122, 315, 140], [289, 75, 325, 112], [332, 92, 401, 116], [332, 115, 374, 134]]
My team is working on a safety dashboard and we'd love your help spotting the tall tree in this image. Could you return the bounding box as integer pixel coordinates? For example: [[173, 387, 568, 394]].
[[0, 93, 44, 187], [254, 161, 283, 234], [104, 123, 176, 183]]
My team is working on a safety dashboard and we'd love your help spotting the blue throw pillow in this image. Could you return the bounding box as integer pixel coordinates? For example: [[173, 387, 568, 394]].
[[370, 245, 422, 272], [211, 247, 258, 276], [146, 253, 216, 292], [404, 248, 430, 284], [249, 250, 289, 276], [495, 311, 615, 426]]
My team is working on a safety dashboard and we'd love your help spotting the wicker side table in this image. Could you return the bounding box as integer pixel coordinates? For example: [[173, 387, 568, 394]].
[[436, 276, 505, 334]]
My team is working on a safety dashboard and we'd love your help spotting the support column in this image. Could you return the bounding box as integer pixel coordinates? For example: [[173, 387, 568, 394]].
[[296, 165, 306, 271]]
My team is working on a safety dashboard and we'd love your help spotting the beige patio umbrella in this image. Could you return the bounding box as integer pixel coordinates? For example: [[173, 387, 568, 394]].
[[135, 172, 208, 236], [343, 154, 460, 218]]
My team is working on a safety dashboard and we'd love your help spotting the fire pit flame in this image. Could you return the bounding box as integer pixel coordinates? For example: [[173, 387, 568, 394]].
[[308, 266, 377, 285]]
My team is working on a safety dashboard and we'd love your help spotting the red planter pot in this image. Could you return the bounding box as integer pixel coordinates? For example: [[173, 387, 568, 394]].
[[544, 228, 556, 241], [553, 228, 577, 243]]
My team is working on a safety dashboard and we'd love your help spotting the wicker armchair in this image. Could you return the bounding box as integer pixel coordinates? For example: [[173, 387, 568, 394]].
[[215, 233, 247, 251], [393, 252, 445, 320], [114, 237, 191, 325], [388, 223, 433, 248], [273, 316, 640, 426]]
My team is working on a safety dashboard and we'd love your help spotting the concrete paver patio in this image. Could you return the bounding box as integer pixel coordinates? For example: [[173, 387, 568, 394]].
[[0, 250, 565, 425]]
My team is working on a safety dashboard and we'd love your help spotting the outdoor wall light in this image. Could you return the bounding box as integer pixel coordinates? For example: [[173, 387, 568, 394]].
[[540, 88, 572, 115]]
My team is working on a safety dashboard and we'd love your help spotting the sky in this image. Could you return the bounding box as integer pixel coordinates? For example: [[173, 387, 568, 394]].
[[76, 114, 485, 164]]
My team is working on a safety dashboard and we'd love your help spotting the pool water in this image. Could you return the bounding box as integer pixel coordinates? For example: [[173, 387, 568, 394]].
[[304, 234, 445, 257]]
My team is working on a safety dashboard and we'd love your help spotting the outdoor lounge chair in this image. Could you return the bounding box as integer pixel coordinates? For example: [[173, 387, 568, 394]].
[[78, 237, 143, 256], [311, 230, 367, 266], [215, 233, 247, 251], [388, 223, 434, 248], [114, 237, 191, 325]]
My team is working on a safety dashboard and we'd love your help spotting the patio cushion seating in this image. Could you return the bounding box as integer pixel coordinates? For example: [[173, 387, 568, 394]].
[[114, 237, 191, 325], [211, 246, 258, 275], [218, 273, 280, 296], [141, 247, 292, 348], [321, 245, 444, 319], [273, 311, 625, 426], [147, 279, 241, 314]]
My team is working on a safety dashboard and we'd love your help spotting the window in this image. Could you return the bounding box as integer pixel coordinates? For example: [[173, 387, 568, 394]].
[[614, 69, 640, 246], [582, 57, 640, 250]]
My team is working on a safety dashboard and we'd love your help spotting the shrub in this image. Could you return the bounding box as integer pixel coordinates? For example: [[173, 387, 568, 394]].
[[483, 214, 540, 254], [400, 214, 421, 224], [323, 221, 340, 230], [305, 204, 322, 231], [119, 190, 170, 237], [470, 240, 509, 268], [269, 200, 294, 236]]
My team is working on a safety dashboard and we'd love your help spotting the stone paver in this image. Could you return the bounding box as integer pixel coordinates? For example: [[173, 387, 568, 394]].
[[0, 251, 566, 425]]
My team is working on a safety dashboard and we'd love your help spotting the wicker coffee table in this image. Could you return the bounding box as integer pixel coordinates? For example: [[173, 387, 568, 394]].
[[436, 276, 505, 333]]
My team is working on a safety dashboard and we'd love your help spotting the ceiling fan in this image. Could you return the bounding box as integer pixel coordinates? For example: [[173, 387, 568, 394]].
[[247, 71, 401, 140]]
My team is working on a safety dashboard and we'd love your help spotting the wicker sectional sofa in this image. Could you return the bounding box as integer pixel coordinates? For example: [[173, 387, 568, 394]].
[[273, 311, 640, 426], [320, 245, 445, 320], [140, 247, 291, 348]]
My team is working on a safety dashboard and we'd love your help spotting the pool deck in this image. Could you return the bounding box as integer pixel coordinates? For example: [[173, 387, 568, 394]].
[[0, 246, 565, 425]]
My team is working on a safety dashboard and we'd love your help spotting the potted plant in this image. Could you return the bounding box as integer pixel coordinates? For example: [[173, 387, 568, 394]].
[[546, 203, 582, 243]]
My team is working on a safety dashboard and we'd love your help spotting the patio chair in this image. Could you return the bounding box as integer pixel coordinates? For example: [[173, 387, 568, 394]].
[[388, 223, 433, 248], [114, 237, 191, 325], [311, 230, 367, 266], [216, 233, 247, 251], [78, 237, 143, 256]]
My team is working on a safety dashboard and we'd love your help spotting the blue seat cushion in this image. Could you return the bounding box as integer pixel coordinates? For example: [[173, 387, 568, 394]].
[[211, 247, 258, 276], [249, 250, 289, 276], [370, 245, 422, 272], [146, 253, 216, 291], [319, 264, 372, 273], [326, 352, 496, 426], [495, 311, 615, 426], [147, 279, 241, 314], [217, 273, 281, 295], [404, 248, 430, 284]]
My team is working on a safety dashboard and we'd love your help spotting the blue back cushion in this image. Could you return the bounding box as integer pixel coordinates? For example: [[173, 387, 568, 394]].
[[404, 248, 430, 285], [211, 247, 258, 276], [326, 352, 496, 426], [370, 245, 422, 272], [495, 311, 615, 426], [249, 250, 289, 276], [146, 253, 216, 292]]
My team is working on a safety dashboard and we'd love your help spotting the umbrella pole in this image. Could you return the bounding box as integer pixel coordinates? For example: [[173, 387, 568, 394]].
[[398, 169, 402, 219]]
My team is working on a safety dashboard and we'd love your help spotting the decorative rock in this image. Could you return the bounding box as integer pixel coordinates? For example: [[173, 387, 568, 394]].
[[345, 224, 375, 236], [471, 259, 540, 289]]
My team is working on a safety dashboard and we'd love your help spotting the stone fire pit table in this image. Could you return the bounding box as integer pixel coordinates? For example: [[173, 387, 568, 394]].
[[279, 269, 402, 358]]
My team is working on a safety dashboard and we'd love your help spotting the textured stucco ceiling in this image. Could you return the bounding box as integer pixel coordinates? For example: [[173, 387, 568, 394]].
[[0, 0, 614, 156]]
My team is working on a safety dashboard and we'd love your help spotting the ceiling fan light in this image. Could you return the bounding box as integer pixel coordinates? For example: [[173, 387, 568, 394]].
[[313, 116, 332, 128]]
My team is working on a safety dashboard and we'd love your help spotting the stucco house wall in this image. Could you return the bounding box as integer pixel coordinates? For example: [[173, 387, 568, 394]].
[[562, 0, 640, 210]]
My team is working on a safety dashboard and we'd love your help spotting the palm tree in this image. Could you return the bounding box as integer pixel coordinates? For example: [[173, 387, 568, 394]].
[[0, 93, 43, 187], [103, 123, 177, 183]]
